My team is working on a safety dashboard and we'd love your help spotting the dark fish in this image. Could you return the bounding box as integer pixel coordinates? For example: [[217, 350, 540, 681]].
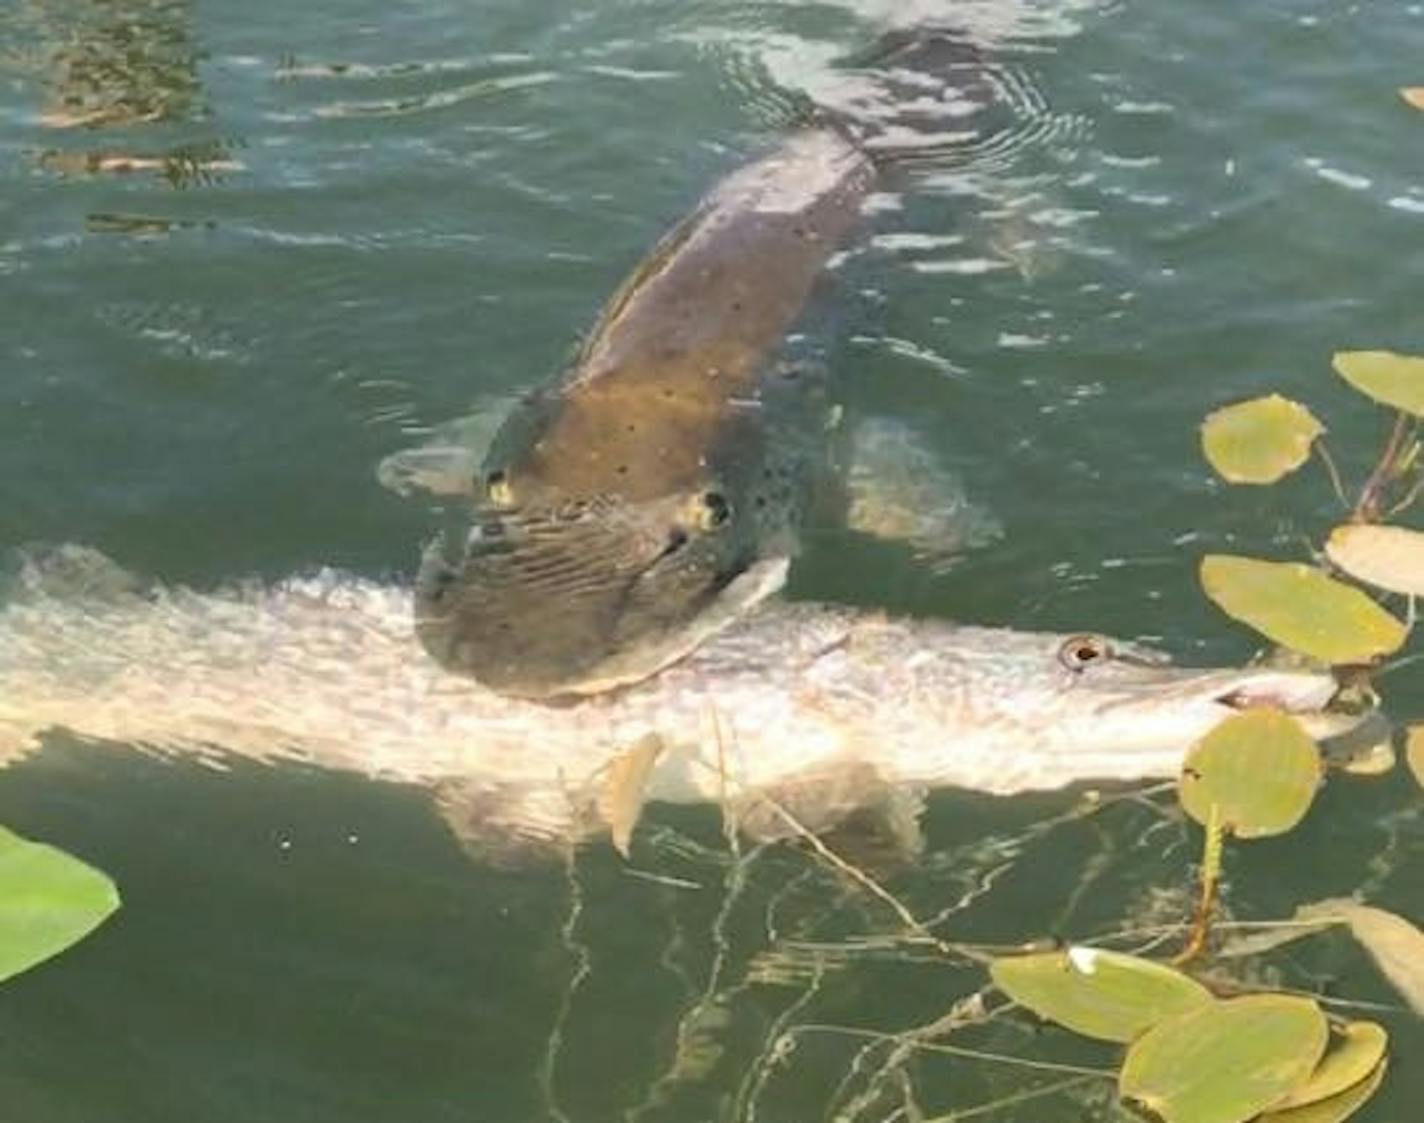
[[414, 32, 1003, 698], [418, 128, 875, 696]]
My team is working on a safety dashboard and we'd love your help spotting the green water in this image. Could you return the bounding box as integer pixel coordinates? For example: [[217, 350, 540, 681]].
[[1, 0, 1421, 1119]]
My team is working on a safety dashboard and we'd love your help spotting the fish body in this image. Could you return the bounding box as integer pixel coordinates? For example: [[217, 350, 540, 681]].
[[1, 550, 1362, 855]]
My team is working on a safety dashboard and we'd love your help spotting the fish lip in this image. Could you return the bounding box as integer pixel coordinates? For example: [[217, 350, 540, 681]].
[[1209, 670, 1339, 715]]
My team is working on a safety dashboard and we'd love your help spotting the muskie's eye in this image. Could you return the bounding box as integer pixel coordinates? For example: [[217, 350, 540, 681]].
[[685, 489, 731, 531], [485, 469, 514, 507], [1059, 634, 1112, 672], [701, 491, 731, 528]]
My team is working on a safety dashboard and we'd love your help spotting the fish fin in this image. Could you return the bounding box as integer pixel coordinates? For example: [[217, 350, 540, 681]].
[[820, 28, 1005, 173], [814, 786, 927, 879], [432, 778, 579, 865], [728, 762, 925, 870], [5, 543, 145, 603], [376, 404, 514, 499], [596, 733, 667, 858], [0, 721, 41, 769], [841, 417, 1001, 572]]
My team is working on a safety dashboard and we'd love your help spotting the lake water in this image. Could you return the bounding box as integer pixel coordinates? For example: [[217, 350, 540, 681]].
[[1, 0, 1420, 1119]]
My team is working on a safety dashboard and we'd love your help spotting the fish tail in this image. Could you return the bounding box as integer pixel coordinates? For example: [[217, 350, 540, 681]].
[[818, 26, 1041, 175]]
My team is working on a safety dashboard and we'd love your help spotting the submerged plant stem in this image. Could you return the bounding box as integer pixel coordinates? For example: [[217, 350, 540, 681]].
[[789, 1024, 1117, 1078], [1355, 412, 1411, 522], [1314, 441, 1351, 512], [921, 1074, 1102, 1121], [1174, 801, 1224, 965]]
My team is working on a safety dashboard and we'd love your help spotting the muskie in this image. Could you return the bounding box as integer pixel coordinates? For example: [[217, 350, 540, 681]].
[[416, 128, 875, 698], [0, 549, 1368, 857], [408, 35, 999, 698]]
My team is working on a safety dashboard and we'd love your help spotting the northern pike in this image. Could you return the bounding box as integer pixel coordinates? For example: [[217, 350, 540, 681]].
[[0, 548, 1368, 858]]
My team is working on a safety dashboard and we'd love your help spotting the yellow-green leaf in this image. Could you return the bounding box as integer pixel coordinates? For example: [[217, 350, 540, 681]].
[[1325, 523, 1424, 597], [1201, 555, 1407, 664], [1201, 396, 1324, 484], [1295, 899, 1424, 1015], [1179, 709, 1321, 838], [1271, 1021, 1388, 1110], [1407, 725, 1424, 792], [1332, 351, 1424, 417], [1403, 87, 1424, 110], [0, 826, 120, 983], [1120, 995, 1329, 1123], [1260, 1060, 1387, 1123], [989, 947, 1211, 1042]]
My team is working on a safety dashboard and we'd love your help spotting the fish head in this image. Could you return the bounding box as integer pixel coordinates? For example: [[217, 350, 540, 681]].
[[415, 390, 820, 698], [839, 621, 1377, 792], [413, 485, 783, 697]]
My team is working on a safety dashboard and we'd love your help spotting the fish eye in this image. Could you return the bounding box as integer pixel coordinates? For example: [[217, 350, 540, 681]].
[[701, 491, 731, 528], [485, 469, 514, 507], [1059, 634, 1112, 672]]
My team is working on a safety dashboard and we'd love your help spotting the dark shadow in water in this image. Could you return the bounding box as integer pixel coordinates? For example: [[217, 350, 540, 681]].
[[31, 0, 240, 190]]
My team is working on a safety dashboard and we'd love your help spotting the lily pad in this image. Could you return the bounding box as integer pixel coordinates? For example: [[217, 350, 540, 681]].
[[1179, 708, 1321, 838], [989, 947, 1211, 1042], [1201, 396, 1324, 484], [1403, 87, 1424, 110], [1408, 725, 1424, 791], [1325, 523, 1424, 597], [0, 826, 120, 983], [1119, 995, 1329, 1123], [1260, 1059, 1387, 1123], [1332, 351, 1424, 417], [1200, 555, 1407, 665], [1270, 1021, 1388, 1111]]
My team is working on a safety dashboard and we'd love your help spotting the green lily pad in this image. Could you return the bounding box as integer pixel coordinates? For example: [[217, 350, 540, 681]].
[[1325, 524, 1424, 597], [1408, 725, 1424, 792], [1201, 395, 1324, 484], [1332, 351, 1424, 416], [1260, 1059, 1388, 1123], [1179, 709, 1321, 838], [1200, 555, 1407, 665], [0, 826, 120, 983], [1271, 1021, 1388, 1110], [989, 947, 1211, 1043], [1119, 995, 1329, 1123]]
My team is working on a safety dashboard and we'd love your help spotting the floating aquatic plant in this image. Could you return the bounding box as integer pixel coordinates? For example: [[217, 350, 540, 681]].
[[0, 825, 119, 985]]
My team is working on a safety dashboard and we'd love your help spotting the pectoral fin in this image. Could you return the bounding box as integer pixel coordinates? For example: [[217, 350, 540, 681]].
[[0, 721, 41, 769], [597, 733, 667, 858], [376, 406, 512, 499], [841, 417, 1001, 571], [728, 762, 926, 874]]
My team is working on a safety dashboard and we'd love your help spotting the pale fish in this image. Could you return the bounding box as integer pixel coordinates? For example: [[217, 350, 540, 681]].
[[0, 548, 1367, 858]]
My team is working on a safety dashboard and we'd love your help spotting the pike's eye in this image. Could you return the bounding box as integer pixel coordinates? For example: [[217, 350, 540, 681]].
[[1059, 634, 1111, 672]]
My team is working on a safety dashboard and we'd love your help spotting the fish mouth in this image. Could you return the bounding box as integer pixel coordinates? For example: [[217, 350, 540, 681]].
[[1210, 671, 1340, 715], [1200, 667, 1381, 744]]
